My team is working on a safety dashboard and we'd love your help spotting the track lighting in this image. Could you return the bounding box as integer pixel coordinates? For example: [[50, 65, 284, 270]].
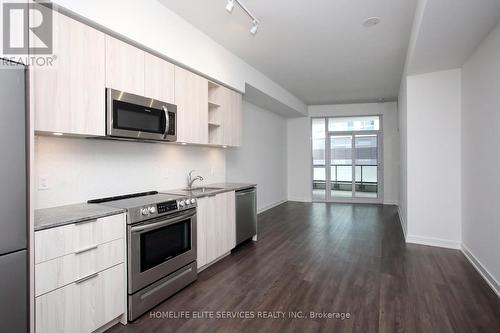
[[225, 0, 260, 36], [225, 0, 234, 13], [250, 20, 259, 35]]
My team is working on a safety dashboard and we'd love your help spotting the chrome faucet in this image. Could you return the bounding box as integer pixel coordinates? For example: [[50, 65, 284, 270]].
[[187, 170, 204, 190]]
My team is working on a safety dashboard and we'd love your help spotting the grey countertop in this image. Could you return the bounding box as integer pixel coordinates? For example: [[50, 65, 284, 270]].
[[161, 182, 256, 198], [35, 203, 126, 231], [34, 183, 256, 231]]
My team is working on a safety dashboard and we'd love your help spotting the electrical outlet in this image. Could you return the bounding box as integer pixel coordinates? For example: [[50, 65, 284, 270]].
[[38, 176, 49, 190]]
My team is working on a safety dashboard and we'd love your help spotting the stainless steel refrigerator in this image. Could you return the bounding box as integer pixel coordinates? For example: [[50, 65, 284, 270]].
[[0, 60, 28, 332]]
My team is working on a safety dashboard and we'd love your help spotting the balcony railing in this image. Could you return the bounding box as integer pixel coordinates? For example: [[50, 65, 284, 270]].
[[313, 164, 377, 193]]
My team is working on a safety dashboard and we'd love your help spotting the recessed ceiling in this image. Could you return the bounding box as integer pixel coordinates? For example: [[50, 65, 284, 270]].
[[158, 0, 417, 105]]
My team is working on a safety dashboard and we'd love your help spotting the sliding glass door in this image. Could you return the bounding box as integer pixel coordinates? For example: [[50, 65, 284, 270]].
[[312, 116, 382, 203]]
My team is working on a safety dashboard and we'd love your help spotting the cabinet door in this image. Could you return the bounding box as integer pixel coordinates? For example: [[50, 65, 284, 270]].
[[174, 66, 208, 144], [144, 53, 175, 103], [33, 12, 106, 136], [105, 36, 145, 96], [223, 191, 236, 250], [204, 196, 219, 264], [196, 197, 209, 268], [220, 88, 243, 147], [230, 91, 243, 146]]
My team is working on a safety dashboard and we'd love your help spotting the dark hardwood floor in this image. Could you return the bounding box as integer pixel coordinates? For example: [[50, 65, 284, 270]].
[[108, 202, 500, 333]]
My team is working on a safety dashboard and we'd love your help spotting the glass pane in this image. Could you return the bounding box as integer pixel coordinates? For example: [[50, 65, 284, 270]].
[[114, 100, 165, 134], [328, 116, 380, 132], [354, 135, 378, 198], [313, 167, 326, 200], [312, 118, 325, 166], [331, 135, 352, 198], [140, 220, 191, 272]]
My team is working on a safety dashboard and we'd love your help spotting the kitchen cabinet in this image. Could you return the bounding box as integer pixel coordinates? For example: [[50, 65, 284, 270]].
[[144, 53, 175, 103], [174, 66, 209, 144], [35, 263, 125, 333], [105, 36, 145, 96], [33, 11, 106, 136], [196, 191, 236, 269], [222, 88, 243, 147], [207, 83, 243, 147], [35, 213, 126, 333]]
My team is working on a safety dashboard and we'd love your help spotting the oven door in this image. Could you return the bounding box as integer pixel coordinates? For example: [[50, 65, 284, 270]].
[[106, 88, 177, 141], [128, 208, 196, 293]]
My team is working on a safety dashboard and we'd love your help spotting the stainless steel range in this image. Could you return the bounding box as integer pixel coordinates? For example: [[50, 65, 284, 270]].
[[89, 191, 198, 321]]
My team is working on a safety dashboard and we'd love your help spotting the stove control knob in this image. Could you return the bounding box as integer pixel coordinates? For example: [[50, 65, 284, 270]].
[[191, 198, 196, 204], [149, 206, 156, 214], [141, 208, 150, 216], [179, 200, 185, 207]]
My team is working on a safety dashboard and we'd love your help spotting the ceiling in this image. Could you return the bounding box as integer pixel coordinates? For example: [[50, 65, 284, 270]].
[[158, 0, 417, 105], [408, 0, 500, 75]]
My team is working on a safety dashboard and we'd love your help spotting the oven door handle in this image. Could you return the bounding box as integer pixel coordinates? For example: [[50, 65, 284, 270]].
[[131, 211, 195, 233], [162, 106, 170, 138]]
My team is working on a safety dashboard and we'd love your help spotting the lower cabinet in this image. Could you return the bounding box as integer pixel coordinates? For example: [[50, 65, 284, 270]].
[[35, 263, 125, 333], [35, 214, 126, 333], [197, 191, 236, 269]]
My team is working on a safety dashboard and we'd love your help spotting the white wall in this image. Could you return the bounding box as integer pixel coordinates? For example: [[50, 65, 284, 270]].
[[405, 69, 461, 248], [287, 116, 313, 202], [226, 101, 287, 212], [35, 137, 225, 209], [52, 0, 306, 116], [398, 78, 408, 237], [286, 102, 400, 204], [461, 22, 500, 290]]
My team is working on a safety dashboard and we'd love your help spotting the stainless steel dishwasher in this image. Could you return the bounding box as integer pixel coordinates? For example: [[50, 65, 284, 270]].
[[236, 187, 257, 245]]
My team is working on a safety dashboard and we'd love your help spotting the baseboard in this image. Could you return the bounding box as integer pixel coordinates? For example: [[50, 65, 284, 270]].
[[406, 235, 461, 249], [287, 196, 312, 203], [257, 199, 287, 214], [397, 207, 407, 240], [461, 244, 500, 298]]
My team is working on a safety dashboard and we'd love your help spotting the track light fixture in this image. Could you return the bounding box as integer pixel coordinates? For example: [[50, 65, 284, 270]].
[[250, 20, 259, 35], [225, 0, 260, 36], [225, 0, 234, 13]]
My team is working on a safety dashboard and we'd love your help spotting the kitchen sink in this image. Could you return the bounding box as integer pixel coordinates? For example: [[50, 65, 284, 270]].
[[182, 187, 223, 195]]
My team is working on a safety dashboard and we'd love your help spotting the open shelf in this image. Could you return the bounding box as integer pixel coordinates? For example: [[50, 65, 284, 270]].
[[208, 101, 220, 108]]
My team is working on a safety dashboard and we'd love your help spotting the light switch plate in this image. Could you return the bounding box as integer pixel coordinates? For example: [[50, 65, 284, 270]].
[[38, 176, 49, 190]]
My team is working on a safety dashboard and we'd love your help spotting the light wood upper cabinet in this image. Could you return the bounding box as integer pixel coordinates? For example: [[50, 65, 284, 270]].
[[144, 53, 175, 103], [207, 83, 243, 147], [222, 88, 243, 147], [174, 66, 208, 144], [33, 12, 106, 136], [105, 36, 145, 96], [197, 191, 236, 269]]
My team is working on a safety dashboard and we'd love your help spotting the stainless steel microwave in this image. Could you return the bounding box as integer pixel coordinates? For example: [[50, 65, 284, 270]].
[[106, 88, 177, 142]]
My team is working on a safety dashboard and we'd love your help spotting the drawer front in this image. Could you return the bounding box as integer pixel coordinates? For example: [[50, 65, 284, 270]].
[[36, 263, 125, 333], [35, 238, 124, 296], [35, 213, 125, 264]]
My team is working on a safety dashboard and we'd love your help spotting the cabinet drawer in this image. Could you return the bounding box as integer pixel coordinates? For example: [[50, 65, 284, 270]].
[[35, 263, 125, 333], [35, 238, 124, 296], [35, 213, 125, 264]]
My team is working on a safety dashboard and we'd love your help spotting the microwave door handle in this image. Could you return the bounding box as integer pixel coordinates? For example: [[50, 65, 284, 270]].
[[163, 106, 170, 138]]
